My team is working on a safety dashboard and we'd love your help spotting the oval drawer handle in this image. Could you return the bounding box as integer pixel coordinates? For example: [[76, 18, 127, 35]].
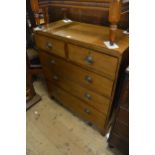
[[85, 56, 93, 64], [50, 59, 56, 64], [53, 75, 59, 80], [84, 93, 92, 100], [84, 108, 91, 115], [84, 75, 92, 83], [47, 42, 53, 49]]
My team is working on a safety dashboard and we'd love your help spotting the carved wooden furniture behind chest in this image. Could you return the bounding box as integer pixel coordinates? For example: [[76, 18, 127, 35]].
[[34, 20, 129, 134], [108, 67, 129, 154], [37, 0, 129, 29]]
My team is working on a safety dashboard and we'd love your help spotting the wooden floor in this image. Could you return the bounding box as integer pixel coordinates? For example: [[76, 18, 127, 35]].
[[26, 78, 123, 155]]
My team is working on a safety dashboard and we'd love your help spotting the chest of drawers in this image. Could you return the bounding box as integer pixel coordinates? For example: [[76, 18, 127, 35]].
[[34, 20, 129, 135]]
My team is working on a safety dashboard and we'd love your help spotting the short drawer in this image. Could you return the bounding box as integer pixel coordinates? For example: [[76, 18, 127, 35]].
[[49, 84, 106, 131], [35, 34, 65, 58], [46, 74, 110, 115], [68, 44, 118, 79], [40, 52, 114, 98]]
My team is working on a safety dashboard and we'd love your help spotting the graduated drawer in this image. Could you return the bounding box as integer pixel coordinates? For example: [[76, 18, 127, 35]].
[[40, 52, 114, 98], [49, 84, 106, 131], [45, 71, 110, 115], [35, 34, 65, 58], [68, 44, 118, 79]]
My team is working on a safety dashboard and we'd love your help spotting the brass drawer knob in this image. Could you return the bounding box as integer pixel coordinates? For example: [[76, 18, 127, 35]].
[[53, 75, 59, 80], [85, 56, 93, 64], [84, 93, 92, 100], [47, 42, 53, 49], [84, 75, 92, 83], [50, 60, 56, 64], [84, 108, 91, 114]]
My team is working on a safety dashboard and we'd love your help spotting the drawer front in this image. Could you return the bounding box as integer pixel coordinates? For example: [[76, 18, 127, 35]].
[[68, 44, 118, 79], [40, 52, 114, 98], [35, 34, 65, 58], [49, 84, 106, 131], [46, 74, 110, 115]]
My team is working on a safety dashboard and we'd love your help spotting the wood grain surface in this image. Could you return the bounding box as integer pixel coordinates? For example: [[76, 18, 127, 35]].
[[27, 79, 123, 155]]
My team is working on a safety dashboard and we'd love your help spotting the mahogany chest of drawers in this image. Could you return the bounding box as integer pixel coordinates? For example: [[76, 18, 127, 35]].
[[34, 20, 129, 134]]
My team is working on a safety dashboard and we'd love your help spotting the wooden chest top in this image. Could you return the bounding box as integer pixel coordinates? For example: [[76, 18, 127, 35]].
[[35, 20, 129, 57]]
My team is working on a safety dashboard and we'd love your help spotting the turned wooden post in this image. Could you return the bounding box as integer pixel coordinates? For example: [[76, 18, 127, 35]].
[[109, 0, 122, 45], [30, 0, 40, 25], [44, 7, 49, 24]]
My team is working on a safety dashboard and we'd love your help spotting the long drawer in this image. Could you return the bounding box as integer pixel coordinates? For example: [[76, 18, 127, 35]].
[[45, 72, 110, 115], [68, 44, 118, 79], [35, 34, 65, 58], [49, 84, 106, 131], [40, 52, 114, 98]]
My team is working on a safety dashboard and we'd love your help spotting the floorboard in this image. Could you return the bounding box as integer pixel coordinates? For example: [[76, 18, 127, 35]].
[[26, 78, 123, 155]]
